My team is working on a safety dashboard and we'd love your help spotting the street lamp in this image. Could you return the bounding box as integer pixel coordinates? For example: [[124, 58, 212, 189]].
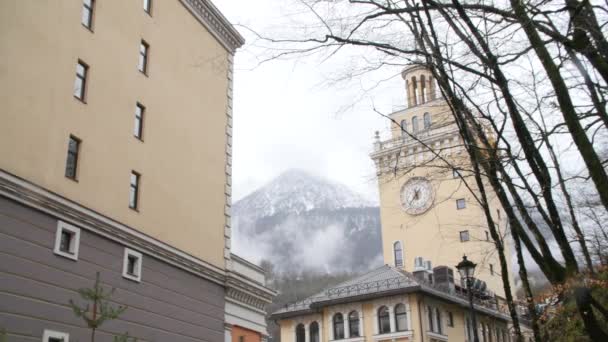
[[456, 255, 480, 342]]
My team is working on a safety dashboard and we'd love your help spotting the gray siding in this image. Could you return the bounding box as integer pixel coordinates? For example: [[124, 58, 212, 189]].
[[0, 196, 225, 342]]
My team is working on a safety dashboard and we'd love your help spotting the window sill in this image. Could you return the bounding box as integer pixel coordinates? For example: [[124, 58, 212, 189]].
[[129, 207, 140, 213], [81, 23, 94, 33], [427, 331, 448, 341], [134, 135, 144, 143], [139, 70, 149, 77], [122, 273, 141, 283], [65, 176, 79, 183], [54, 250, 78, 261], [330, 337, 364, 342], [373, 330, 414, 341]]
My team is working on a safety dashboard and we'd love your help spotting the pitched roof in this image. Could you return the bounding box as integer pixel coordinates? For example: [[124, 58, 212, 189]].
[[271, 264, 512, 322]]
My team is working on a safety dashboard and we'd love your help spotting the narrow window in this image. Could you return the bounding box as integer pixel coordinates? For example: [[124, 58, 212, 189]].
[[460, 230, 470, 242], [43, 330, 70, 342], [139, 40, 149, 74], [394, 241, 403, 267], [129, 171, 141, 210], [378, 306, 390, 334], [122, 248, 142, 282], [395, 304, 408, 331], [486, 231, 490, 241], [435, 308, 442, 334], [143, 0, 152, 14], [65, 136, 81, 180], [427, 306, 434, 332], [134, 103, 145, 140], [348, 311, 360, 337], [420, 75, 426, 103], [424, 112, 431, 129], [333, 313, 345, 339], [497, 209, 501, 219], [456, 198, 466, 209], [447, 312, 454, 327], [310, 322, 320, 342], [453, 169, 459, 178], [53, 221, 81, 260], [400, 119, 407, 136], [411, 76, 418, 106], [81, 0, 94, 29], [295, 324, 305, 342], [412, 116, 419, 133], [74, 61, 88, 101], [490, 264, 495, 275]]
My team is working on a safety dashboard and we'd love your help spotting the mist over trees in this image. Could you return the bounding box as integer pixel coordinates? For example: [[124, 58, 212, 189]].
[[245, 0, 608, 340]]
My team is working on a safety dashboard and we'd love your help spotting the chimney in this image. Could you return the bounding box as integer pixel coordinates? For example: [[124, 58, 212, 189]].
[[433, 266, 455, 293]]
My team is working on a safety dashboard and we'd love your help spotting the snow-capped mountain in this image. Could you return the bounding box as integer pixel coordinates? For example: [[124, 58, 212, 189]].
[[232, 169, 382, 274]]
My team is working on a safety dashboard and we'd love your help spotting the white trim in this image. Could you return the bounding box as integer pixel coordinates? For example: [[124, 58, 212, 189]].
[[122, 248, 143, 282], [427, 331, 449, 341], [42, 329, 69, 342], [53, 221, 81, 261], [330, 337, 364, 342], [372, 330, 413, 341]]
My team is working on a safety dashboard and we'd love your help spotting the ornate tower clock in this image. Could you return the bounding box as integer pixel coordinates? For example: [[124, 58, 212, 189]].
[[370, 65, 513, 298]]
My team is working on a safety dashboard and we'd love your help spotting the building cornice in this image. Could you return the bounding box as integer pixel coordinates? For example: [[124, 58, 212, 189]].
[[180, 0, 245, 53], [0, 169, 226, 286]]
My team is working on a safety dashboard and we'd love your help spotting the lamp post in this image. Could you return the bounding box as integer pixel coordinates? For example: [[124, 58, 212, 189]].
[[456, 255, 479, 342]]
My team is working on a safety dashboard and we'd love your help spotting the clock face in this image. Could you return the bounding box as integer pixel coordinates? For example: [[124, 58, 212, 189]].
[[400, 177, 434, 215]]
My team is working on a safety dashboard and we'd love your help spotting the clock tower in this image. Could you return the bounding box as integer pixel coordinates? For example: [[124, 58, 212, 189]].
[[370, 65, 513, 298]]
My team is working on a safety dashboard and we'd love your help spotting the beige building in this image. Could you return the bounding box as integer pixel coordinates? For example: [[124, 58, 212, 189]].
[[271, 265, 512, 342], [272, 65, 518, 342], [0, 1, 274, 341], [371, 65, 513, 299]]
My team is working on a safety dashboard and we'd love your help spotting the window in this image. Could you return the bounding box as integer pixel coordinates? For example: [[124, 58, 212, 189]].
[[43, 330, 69, 342], [74, 61, 88, 101], [333, 313, 344, 339], [348, 311, 360, 337], [400, 119, 407, 135], [453, 169, 459, 178], [456, 198, 466, 209], [394, 241, 403, 267], [122, 248, 142, 282], [427, 306, 434, 332], [238, 337, 244, 342], [395, 304, 408, 331], [423, 112, 431, 129], [53, 221, 81, 260], [134, 103, 145, 140], [65, 136, 81, 180], [143, 0, 152, 14], [482, 323, 487, 342], [490, 264, 495, 275], [486, 231, 490, 241], [129, 171, 141, 210], [378, 306, 390, 334], [310, 321, 320, 342], [497, 209, 501, 219], [139, 40, 149, 74], [295, 323, 305, 342], [447, 312, 454, 327], [81, 0, 94, 29], [435, 308, 443, 334], [460, 230, 470, 242], [412, 116, 419, 133]]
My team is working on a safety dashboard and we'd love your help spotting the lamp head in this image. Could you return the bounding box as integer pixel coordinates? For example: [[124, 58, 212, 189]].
[[456, 255, 477, 280]]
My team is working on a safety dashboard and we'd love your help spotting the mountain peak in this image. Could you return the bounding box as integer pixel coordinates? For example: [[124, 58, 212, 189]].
[[233, 169, 376, 218]]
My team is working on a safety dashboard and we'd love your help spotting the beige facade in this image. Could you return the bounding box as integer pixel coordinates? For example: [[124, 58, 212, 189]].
[[371, 66, 513, 298], [272, 266, 512, 342], [0, 0, 235, 268]]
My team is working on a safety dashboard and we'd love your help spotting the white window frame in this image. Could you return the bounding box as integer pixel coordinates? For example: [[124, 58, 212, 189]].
[[53, 221, 81, 261], [122, 248, 143, 282], [43, 329, 70, 342]]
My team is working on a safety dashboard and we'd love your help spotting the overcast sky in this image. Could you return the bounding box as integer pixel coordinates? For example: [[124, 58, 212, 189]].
[[214, 0, 407, 202]]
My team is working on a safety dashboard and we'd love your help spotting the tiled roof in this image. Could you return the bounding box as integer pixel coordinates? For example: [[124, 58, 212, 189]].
[[271, 264, 512, 321]]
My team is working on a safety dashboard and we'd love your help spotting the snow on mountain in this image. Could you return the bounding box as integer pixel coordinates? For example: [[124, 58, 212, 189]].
[[232, 169, 382, 274], [233, 169, 376, 219]]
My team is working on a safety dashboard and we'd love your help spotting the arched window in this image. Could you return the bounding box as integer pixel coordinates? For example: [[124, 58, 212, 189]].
[[420, 75, 426, 103], [412, 116, 419, 133], [333, 313, 345, 339], [310, 321, 320, 342], [393, 241, 403, 267], [378, 306, 391, 334], [411, 76, 418, 106], [423, 112, 431, 129], [400, 120, 407, 136], [296, 323, 305, 342], [395, 304, 408, 331], [427, 305, 434, 332], [348, 311, 360, 337]]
